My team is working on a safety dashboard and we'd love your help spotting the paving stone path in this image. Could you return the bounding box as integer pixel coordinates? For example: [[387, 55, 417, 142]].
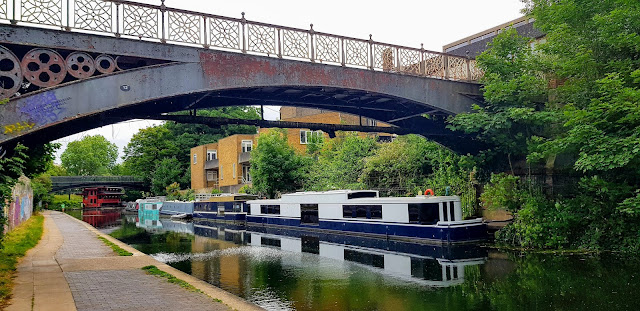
[[6, 211, 260, 311]]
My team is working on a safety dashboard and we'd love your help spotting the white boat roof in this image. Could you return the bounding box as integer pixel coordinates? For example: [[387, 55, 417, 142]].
[[247, 190, 459, 204]]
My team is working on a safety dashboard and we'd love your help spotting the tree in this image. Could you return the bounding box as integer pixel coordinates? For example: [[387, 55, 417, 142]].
[[61, 135, 117, 175], [250, 130, 309, 198], [451, 0, 640, 250], [123, 126, 178, 184], [150, 157, 185, 195], [304, 133, 377, 191]]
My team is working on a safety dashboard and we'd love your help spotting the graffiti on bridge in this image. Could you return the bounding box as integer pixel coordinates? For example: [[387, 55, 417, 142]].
[[19, 91, 70, 126], [3, 121, 35, 134]]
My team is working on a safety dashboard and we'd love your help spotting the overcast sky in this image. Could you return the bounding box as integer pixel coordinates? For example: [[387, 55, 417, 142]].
[[52, 0, 525, 163]]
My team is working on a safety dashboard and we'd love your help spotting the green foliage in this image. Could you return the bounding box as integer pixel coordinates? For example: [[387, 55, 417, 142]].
[[165, 182, 181, 200], [0, 144, 28, 206], [61, 135, 117, 175], [480, 173, 523, 212], [151, 158, 185, 195], [50, 194, 82, 210], [250, 130, 309, 198], [97, 236, 133, 256], [304, 133, 377, 191], [211, 188, 223, 194], [31, 174, 53, 209], [0, 215, 44, 305]]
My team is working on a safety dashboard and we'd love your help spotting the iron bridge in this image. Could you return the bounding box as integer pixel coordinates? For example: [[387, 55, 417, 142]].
[[0, 0, 484, 153]]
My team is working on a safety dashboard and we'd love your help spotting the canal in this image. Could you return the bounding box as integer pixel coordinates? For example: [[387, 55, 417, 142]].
[[71, 209, 640, 311]]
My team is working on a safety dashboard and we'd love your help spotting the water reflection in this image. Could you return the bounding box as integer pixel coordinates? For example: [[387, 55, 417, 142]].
[[78, 208, 121, 228], [95, 212, 640, 310]]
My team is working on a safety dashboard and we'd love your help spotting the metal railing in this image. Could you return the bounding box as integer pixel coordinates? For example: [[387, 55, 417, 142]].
[[0, 0, 482, 81], [51, 176, 145, 184]]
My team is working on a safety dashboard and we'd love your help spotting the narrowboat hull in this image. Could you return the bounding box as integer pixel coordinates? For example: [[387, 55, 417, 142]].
[[245, 215, 487, 244]]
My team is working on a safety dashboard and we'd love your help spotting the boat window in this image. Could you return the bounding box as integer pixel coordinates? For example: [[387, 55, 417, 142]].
[[260, 205, 281, 215], [347, 192, 378, 199], [343, 205, 355, 218], [369, 205, 383, 219], [408, 205, 420, 223], [261, 237, 281, 248], [442, 203, 449, 221], [344, 249, 384, 268], [408, 203, 440, 225], [356, 206, 367, 218], [218, 203, 225, 216], [301, 235, 320, 254], [233, 202, 242, 213], [411, 258, 443, 281], [448, 201, 455, 221], [301, 204, 319, 225]]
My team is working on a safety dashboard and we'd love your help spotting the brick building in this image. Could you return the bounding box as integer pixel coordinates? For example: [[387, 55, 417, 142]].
[[190, 107, 391, 194]]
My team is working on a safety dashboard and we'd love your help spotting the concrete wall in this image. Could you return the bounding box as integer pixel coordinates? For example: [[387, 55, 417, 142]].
[[1, 175, 33, 234]]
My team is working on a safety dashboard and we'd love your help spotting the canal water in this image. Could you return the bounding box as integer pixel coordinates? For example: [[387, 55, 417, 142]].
[[69, 209, 640, 311]]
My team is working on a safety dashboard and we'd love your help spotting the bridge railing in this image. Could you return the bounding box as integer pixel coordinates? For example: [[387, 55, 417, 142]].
[[0, 0, 482, 81]]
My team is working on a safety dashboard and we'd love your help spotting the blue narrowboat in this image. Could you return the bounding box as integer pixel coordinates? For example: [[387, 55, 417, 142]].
[[193, 194, 257, 224], [246, 190, 486, 244]]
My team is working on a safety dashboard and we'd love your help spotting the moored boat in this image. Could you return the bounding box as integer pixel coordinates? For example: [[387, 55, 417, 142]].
[[246, 190, 486, 244]]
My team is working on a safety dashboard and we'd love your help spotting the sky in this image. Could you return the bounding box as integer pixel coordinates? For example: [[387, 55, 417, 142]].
[[52, 0, 525, 163]]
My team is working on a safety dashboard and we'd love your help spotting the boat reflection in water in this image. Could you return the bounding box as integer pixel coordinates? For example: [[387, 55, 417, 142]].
[[82, 208, 121, 228], [137, 202, 194, 234], [192, 221, 487, 288]]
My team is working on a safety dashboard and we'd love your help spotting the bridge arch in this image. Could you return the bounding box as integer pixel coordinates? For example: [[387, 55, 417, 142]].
[[0, 25, 482, 152]]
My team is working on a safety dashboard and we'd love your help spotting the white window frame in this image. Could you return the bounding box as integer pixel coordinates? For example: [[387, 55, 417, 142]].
[[300, 130, 322, 144], [206, 171, 218, 182], [220, 165, 223, 180], [207, 150, 217, 161], [366, 118, 377, 126], [232, 163, 237, 178], [241, 140, 253, 153], [242, 165, 251, 183], [193, 154, 197, 164]]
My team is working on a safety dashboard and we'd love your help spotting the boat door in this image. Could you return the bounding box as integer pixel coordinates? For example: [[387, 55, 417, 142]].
[[301, 204, 319, 225]]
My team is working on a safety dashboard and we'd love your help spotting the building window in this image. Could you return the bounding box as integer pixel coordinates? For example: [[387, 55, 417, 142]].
[[206, 171, 218, 182], [241, 140, 253, 153], [366, 118, 377, 126], [207, 150, 217, 161], [233, 163, 236, 178], [220, 165, 223, 180], [300, 130, 322, 144], [193, 154, 197, 164], [242, 165, 251, 183]]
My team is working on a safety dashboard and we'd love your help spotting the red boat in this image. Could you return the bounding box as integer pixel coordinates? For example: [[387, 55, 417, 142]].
[[82, 186, 125, 208]]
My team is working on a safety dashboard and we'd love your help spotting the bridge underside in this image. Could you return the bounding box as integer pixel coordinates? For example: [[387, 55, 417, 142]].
[[0, 25, 483, 153]]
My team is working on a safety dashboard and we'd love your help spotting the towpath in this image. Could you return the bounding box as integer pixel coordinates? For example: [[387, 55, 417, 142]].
[[6, 211, 263, 311]]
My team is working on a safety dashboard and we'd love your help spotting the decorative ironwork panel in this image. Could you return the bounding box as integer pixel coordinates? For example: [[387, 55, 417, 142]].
[[344, 39, 368, 67], [209, 18, 240, 49], [315, 34, 340, 63], [398, 48, 421, 75], [168, 11, 200, 44], [282, 29, 308, 59], [123, 4, 158, 39], [448, 56, 467, 80], [247, 24, 276, 54], [0, 0, 7, 19], [469, 59, 483, 80], [74, 0, 111, 32], [373, 44, 395, 71], [424, 53, 444, 78], [21, 0, 63, 26]]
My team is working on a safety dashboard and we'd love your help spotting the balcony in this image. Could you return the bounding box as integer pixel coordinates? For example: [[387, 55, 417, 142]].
[[205, 159, 219, 169], [238, 152, 251, 164]]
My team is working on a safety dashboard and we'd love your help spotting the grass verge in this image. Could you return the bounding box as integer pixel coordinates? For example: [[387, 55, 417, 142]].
[[97, 236, 133, 256], [142, 265, 222, 303], [0, 215, 44, 306]]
